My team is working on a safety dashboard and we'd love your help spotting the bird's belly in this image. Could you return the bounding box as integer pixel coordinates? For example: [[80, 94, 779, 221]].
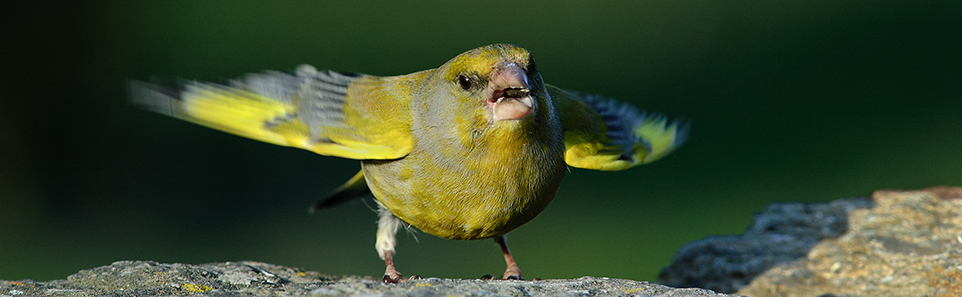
[[362, 155, 565, 240], [395, 192, 537, 240]]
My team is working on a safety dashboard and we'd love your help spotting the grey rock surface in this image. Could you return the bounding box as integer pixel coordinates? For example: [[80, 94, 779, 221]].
[[0, 261, 737, 297], [659, 187, 962, 297], [737, 188, 962, 297], [658, 194, 875, 293]]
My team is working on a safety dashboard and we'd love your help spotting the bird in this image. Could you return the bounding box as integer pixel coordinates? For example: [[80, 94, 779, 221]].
[[130, 43, 688, 283]]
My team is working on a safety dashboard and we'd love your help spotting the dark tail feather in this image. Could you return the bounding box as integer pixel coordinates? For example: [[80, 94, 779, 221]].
[[309, 170, 370, 213]]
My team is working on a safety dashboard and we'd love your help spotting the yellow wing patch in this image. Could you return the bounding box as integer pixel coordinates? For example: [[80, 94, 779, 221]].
[[130, 65, 414, 160], [635, 115, 683, 163], [549, 85, 688, 171], [180, 83, 308, 148]]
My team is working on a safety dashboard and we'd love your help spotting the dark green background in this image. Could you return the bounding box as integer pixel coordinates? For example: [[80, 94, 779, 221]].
[[2, 1, 960, 282]]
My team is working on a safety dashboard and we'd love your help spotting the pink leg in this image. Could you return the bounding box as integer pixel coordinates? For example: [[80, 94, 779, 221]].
[[494, 235, 522, 280], [382, 250, 403, 283], [376, 203, 404, 283]]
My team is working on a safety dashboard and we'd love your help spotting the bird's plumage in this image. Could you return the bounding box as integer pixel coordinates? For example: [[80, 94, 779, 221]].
[[131, 43, 688, 281], [131, 65, 415, 160]]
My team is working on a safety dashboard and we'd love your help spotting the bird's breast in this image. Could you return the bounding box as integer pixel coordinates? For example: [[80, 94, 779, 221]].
[[362, 123, 566, 240]]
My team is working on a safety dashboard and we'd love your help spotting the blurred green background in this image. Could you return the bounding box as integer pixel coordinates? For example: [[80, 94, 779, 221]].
[[2, 1, 960, 283]]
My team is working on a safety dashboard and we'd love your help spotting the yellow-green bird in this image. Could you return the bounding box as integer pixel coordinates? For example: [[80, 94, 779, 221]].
[[131, 44, 687, 282]]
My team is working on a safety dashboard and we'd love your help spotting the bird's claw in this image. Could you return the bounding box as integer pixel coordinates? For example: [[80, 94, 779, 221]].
[[502, 265, 523, 280], [382, 273, 421, 283], [382, 274, 402, 283], [480, 273, 523, 280]]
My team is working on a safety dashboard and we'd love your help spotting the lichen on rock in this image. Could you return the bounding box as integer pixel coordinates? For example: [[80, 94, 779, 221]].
[[659, 186, 962, 297], [658, 194, 874, 293], [738, 188, 962, 297]]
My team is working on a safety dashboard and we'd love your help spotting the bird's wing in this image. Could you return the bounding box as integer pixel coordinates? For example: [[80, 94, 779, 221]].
[[130, 65, 415, 160], [549, 84, 688, 171]]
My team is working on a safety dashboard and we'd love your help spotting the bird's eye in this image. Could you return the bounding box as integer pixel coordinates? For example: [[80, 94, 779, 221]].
[[457, 74, 472, 90]]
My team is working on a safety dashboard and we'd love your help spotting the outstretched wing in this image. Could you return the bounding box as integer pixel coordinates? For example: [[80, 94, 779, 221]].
[[130, 65, 415, 160], [549, 85, 688, 171]]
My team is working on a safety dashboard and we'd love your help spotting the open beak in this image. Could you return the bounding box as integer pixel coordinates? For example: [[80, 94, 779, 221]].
[[487, 62, 534, 121]]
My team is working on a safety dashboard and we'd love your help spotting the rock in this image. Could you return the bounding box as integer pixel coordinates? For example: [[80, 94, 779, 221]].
[[0, 261, 738, 297], [660, 187, 962, 297], [658, 195, 875, 293], [737, 188, 962, 297]]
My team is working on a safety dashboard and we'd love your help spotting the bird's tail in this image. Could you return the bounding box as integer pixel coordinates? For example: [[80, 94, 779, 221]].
[[309, 170, 371, 212]]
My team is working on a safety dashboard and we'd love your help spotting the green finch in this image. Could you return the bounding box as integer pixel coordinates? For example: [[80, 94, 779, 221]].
[[131, 44, 688, 282]]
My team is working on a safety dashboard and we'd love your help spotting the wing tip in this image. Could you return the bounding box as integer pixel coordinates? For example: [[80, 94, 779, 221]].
[[670, 117, 691, 148], [127, 79, 188, 117], [638, 117, 690, 164]]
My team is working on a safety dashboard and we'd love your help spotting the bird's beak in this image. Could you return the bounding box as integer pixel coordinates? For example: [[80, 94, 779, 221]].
[[488, 62, 534, 121]]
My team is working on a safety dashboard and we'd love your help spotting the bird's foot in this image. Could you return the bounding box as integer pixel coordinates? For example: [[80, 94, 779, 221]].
[[382, 274, 401, 283], [480, 272, 522, 280], [382, 267, 403, 283], [494, 235, 523, 280], [382, 273, 421, 283], [502, 266, 522, 280]]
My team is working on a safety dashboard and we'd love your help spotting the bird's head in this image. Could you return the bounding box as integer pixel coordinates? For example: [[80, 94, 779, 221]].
[[437, 44, 547, 123]]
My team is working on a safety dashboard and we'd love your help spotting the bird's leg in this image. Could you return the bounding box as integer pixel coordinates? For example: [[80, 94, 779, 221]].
[[382, 250, 401, 283], [376, 203, 403, 283], [494, 235, 522, 280]]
